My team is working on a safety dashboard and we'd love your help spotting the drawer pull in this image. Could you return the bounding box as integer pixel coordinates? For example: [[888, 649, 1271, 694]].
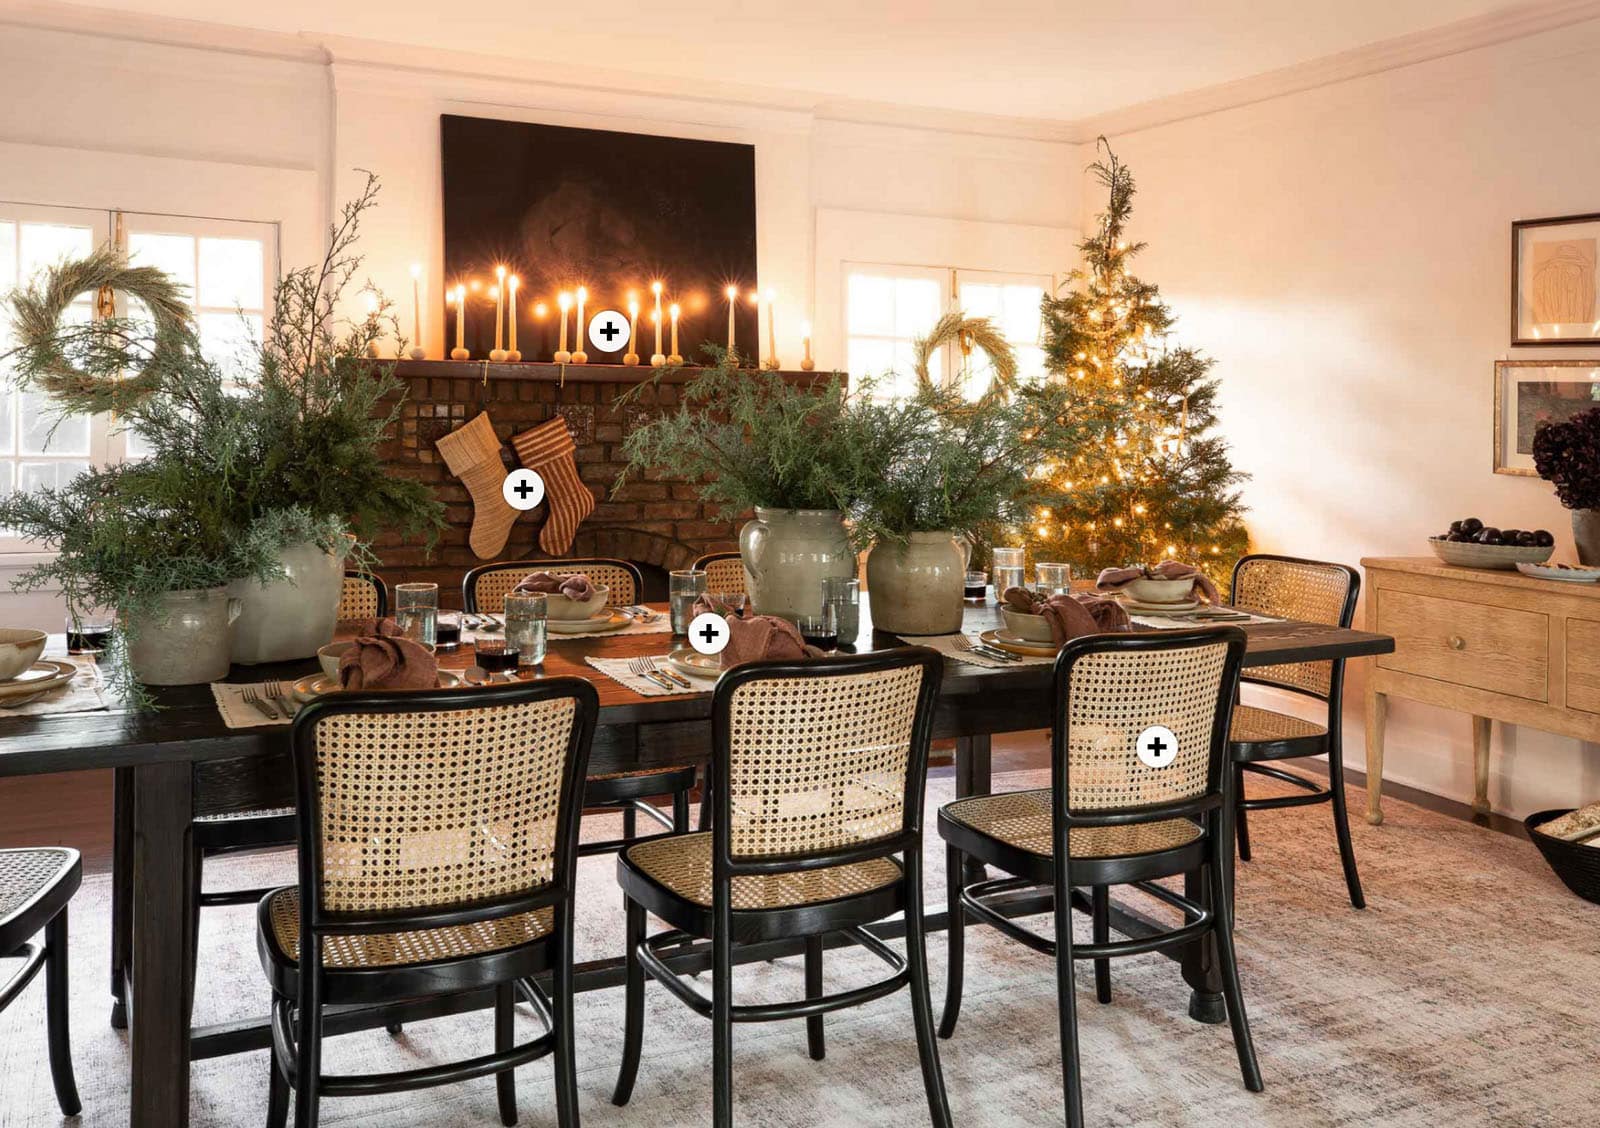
[[1448, 635, 1466, 651]]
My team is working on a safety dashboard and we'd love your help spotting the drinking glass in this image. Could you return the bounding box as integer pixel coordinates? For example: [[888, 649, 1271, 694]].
[[394, 583, 438, 650], [65, 606, 116, 655], [963, 571, 989, 601], [822, 577, 859, 644], [434, 611, 462, 652], [1036, 562, 1072, 595], [505, 592, 548, 668], [707, 592, 748, 617], [669, 569, 707, 635], [992, 547, 1026, 596], [797, 604, 839, 652], [473, 637, 519, 675]]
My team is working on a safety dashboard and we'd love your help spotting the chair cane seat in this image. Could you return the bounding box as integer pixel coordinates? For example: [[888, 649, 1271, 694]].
[[1229, 704, 1328, 759], [262, 888, 555, 971], [941, 790, 1203, 859], [620, 832, 902, 912], [0, 848, 79, 937]]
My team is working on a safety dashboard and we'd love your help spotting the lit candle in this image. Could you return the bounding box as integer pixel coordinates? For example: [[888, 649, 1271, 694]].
[[763, 288, 778, 370], [572, 286, 589, 364], [650, 310, 665, 368], [651, 281, 664, 358], [491, 265, 506, 360], [408, 264, 425, 359], [451, 284, 468, 360], [749, 291, 763, 369], [669, 303, 681, 363], [555, 291, 571, 363], [624, 294, 640, 366], [800, 319, 814, 371], [725, 285, 739, 364], [507, 275, 520, 361]]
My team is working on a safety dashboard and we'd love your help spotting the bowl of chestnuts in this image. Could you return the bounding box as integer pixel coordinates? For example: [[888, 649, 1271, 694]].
[[1429, 517, 1554, 570]]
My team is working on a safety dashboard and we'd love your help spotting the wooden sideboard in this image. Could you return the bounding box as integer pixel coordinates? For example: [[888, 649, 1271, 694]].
[[1361, 556, 1600, 824]]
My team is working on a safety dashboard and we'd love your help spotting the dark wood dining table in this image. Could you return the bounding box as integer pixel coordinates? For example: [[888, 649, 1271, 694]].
[[0, 596, 1393, 1128]]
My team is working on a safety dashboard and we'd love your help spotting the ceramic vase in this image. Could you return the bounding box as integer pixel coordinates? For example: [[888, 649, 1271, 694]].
[[125, 587, 241, 685], [1573, 509, 1600, 566], [228, 538, 350, 664], [865, 530, 967, 635], [739, 508, 856, 619]]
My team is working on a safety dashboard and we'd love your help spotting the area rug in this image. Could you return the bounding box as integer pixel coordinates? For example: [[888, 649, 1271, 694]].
[[1, 769, 1595, 1127]]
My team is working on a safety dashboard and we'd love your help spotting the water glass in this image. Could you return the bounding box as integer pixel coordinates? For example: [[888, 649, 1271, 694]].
[[394, 583, 438, 649], [65, 606, 115, 655], [434, 611, 462, 652], [1036, 562, 1072, 594], [992, 547, 1026, 596], [963, 571, 989, 601], [505, 592, 548, 668], [822, 577, 859, 644], [669, 569, 707, 635], [797, 604, 839, 651]]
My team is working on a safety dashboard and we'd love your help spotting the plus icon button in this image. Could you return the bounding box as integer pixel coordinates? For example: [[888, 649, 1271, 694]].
[[587, 309, 631, 354], [1136, 725, 1178, 769], [687, 611, 731, 657], [502, 468, 545, 511]]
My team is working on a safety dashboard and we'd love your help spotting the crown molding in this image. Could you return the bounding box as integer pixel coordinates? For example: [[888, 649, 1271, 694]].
[[1072, 0, 1600, 141], [0, 0, 328, 63]]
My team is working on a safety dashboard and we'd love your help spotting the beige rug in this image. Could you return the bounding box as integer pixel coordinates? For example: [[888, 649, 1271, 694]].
[[1, 768, 1596, 1127]]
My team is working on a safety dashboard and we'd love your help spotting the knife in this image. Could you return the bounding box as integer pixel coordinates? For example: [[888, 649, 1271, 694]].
[[971, 644, 1023, 663], [652, 664, 694, 688], [641, 670, 678, 691]]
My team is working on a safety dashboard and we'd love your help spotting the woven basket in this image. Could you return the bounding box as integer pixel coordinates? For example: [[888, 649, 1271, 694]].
[[1526, 809, 1600, 905]]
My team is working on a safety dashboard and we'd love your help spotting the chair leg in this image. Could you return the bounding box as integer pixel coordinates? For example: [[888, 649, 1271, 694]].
[[622, 804, 637, 842], [553, 907, 580, 1128], [188, 847, 204, 1026], [1234, 765, 1252, 862], [804, 934, 825, 1061], [1054, 876, 1085, 1128], [904, 854, 953, 1128], [45, 911, 82, 1117], [294, 953, 323, 1128], [672, 785, 691, 835], [266, 1042, 290, 1128], [1326, 743, 1367, 909], [110, 766, 132, 1030], [697, 768, 712, 832], [1211, 856, 1264, 1093], [612, 898, 647, 1107], [712, 899, 734, 1128], [495, 981, 517, 1126], [1091, 886, 1111, 1005], [938, 843, 964, 1039]]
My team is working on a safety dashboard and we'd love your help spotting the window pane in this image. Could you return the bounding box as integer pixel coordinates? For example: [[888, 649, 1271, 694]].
[[18, 223, 93, 282], [0, 460, 13, 496], [128, 232, 196, 307], [1000, 284, 1045, 343], [198, 237, 264, 309], [891, 341, 933, 399], [847, 274, 895, 337], [17, 460, 87, 493], [847, 338, 896, 388], [961, 282, 1003, 321], [19, 392, 88, 456], [0, 222, 15, 286], [0, 392, 16, 457], [893, 277, 940, 338], [199, 311, 262, 381]]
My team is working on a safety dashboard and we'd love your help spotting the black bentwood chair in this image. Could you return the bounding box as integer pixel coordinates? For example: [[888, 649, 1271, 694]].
[[612, 648, 952, 1128], [465, 557, 697, 856], [258, 679, 598, 1128], [339, 569, 389, 620], [1, 848, 83, 1117], [1227, 555, 1365, 909], [938, 628, 1260, 1128], [691, 551, 747, 596]]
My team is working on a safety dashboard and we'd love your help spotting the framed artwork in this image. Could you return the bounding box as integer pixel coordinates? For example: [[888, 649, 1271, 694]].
[[1494, 359, 1600, 475], [1512, 212, 1600, 345], [440, 114, 758, 363]]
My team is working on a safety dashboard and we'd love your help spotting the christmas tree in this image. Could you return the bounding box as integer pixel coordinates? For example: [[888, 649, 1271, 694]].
[[1032, 139, 1249, 580]]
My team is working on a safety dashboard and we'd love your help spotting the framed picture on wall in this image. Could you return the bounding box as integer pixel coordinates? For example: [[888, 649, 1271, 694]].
[[1494, 359, 1600, 475], [1512, 213, 1600, 345]]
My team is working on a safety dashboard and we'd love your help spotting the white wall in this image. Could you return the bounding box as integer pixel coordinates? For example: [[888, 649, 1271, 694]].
[[1097, 18, 1600, 816]]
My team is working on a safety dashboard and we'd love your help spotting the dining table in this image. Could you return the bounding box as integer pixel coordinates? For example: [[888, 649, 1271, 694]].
[[0, 593, 1393, 1128]]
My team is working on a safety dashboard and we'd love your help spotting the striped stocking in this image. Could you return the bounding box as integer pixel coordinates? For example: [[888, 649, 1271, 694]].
[[510, 417, 596, 555]]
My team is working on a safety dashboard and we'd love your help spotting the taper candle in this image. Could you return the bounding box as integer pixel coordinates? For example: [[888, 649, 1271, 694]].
[[800, 319, 814, 371], [555, 291, 571, 364], [572, 286, 589, 364], [507, 275, 521, 361], [763, 288, 778, 370], [669, 302, 681, 363], [624, 295, 640, 366], [491, 265, 507, 361], [725, 285, 739, 364], [651, 281, 664, 357], [451, 284, 469, 360], [749, 291, 763, 369], [408, 263, 425, 359], [650, 310, 665, 368]]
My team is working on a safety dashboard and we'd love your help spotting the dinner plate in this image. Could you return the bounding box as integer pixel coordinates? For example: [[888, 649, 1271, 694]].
[[0, 660, 77, 702], [1516, 561, 1600, 583], [293, 670, 462, 701], [980, 629, 1057, 658], [1120, 597, 1203, 613], [667, 647, 721, 680], [547, 609, 634, 635]]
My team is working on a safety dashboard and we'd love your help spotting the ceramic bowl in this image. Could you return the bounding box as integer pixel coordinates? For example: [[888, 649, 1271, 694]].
[[1428, 537, 1553, 571], [317, 640, 355, 680], [0, 628, 47, 681], [544, 585, 609, 621], [1001, 607, 1057, 643], [1123, 576, 1197, 604]]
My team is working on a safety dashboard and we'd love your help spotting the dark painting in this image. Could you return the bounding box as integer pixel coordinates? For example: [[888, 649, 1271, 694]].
[[1514, 379, 1600, 453], [441, 114, 759, 364]]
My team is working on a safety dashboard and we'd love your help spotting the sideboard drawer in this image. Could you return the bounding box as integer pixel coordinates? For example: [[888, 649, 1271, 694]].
[[1567, 618, 1600, 715], [1374, 589, 1548, 701]]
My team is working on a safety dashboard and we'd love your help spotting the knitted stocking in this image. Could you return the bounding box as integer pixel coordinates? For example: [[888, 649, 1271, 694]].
[[435, 412, 518, 559], [511, 417, 596, 555]]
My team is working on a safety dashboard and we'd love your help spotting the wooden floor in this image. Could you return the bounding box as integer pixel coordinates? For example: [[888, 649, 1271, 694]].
[[0, 730, 1522, 874]]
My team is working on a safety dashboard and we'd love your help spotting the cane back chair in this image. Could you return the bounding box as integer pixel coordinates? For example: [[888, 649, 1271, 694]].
[[258, 679, 598, 1128], [464, 557, 697, 858], [938, 628, 1259, 1128], [1227, 554, 1365, 909], [1, 848, 82, 1117], [612, 648, 952, 1128], [691, 552, 747, 596], [339, 570, 389, 621]]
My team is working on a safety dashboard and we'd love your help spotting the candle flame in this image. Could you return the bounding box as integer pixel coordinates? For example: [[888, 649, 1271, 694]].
[[577, 285, 588, 301], [725, 285, 739, 300], [364, 293, 378, 314], [763, 287, 775, 301], [801, 320, 812, 336], [409, 263, 421, 278], [557, 292, 571, 310], [748, 292, 761, 306], [495, 264, 506, 280], [487, 286, 499, 300], [508, 275, 519, 291], [651, 281, 664, 296], [628, 299, 639, 316], [469, 279, 481, 292], [669, 303, 680, 318], [534, 302, 547, 317]]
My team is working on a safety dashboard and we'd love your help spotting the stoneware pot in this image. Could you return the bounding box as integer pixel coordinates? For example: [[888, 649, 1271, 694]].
[[866, 530, 967, 635], [740, 507, 857, 619], [1574, 509, 1600, 566], [228, 538, 350, 664], [126, 587, 241, 685]]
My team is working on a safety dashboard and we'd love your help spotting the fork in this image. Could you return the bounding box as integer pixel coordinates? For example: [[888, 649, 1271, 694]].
[[625, 605, 660, 622], [951, 635, 1020, 664], [638, 655, 692, 688], [477, 614, 503, 632], [264, 679, 298, 718], [627, 657, 678, 691], [240, 685, 280, 721]]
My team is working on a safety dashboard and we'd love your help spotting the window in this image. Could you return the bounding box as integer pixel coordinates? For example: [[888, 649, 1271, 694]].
[[843, 263, 1051, 401]]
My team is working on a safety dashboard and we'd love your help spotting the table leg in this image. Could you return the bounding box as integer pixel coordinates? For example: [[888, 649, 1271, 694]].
[[1365, 688, 1387, 826], [110, 766, 133, 1030], [1180, 865, 1226, 1025], [954, 735, 992, 885], [1471, 715, 1492, 815], [131, 761, 194, 1128]]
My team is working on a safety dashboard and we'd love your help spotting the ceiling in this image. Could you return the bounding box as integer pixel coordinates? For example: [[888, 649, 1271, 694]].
[[44, 0, 1562, 123]]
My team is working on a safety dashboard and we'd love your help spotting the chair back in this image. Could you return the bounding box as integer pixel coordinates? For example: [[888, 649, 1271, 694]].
[[1229, 554, 1358, 701], [692, 552, 747, 596], [464, 558, 642, 614], [339, 570, 388, 621], [1053, 628, 1245, 824], [289, 681, 597, 929], [712, 648, 942, 869]]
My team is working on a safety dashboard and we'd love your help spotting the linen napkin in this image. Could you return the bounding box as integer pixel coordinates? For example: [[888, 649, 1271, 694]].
[[513, 571, 597, 602], [584, 655, 700, 697], [1095, 561, 1221, 605], [210, 682, 294, 729], [720, 614, 823, 669], [1001, 587, 1131, 644], [338, 621, 438, 690]]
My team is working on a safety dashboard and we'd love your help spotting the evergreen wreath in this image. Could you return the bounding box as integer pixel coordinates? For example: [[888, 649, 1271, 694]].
[[911, 310, 1018, 399]]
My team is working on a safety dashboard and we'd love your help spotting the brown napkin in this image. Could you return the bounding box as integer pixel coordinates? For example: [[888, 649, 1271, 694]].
[[720, 614, 824, 669], [338, 619, 439, 690], [1002, 587, 1131, 645], [1095, 561, 1220, 605], [513, 571, 596, 602]]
